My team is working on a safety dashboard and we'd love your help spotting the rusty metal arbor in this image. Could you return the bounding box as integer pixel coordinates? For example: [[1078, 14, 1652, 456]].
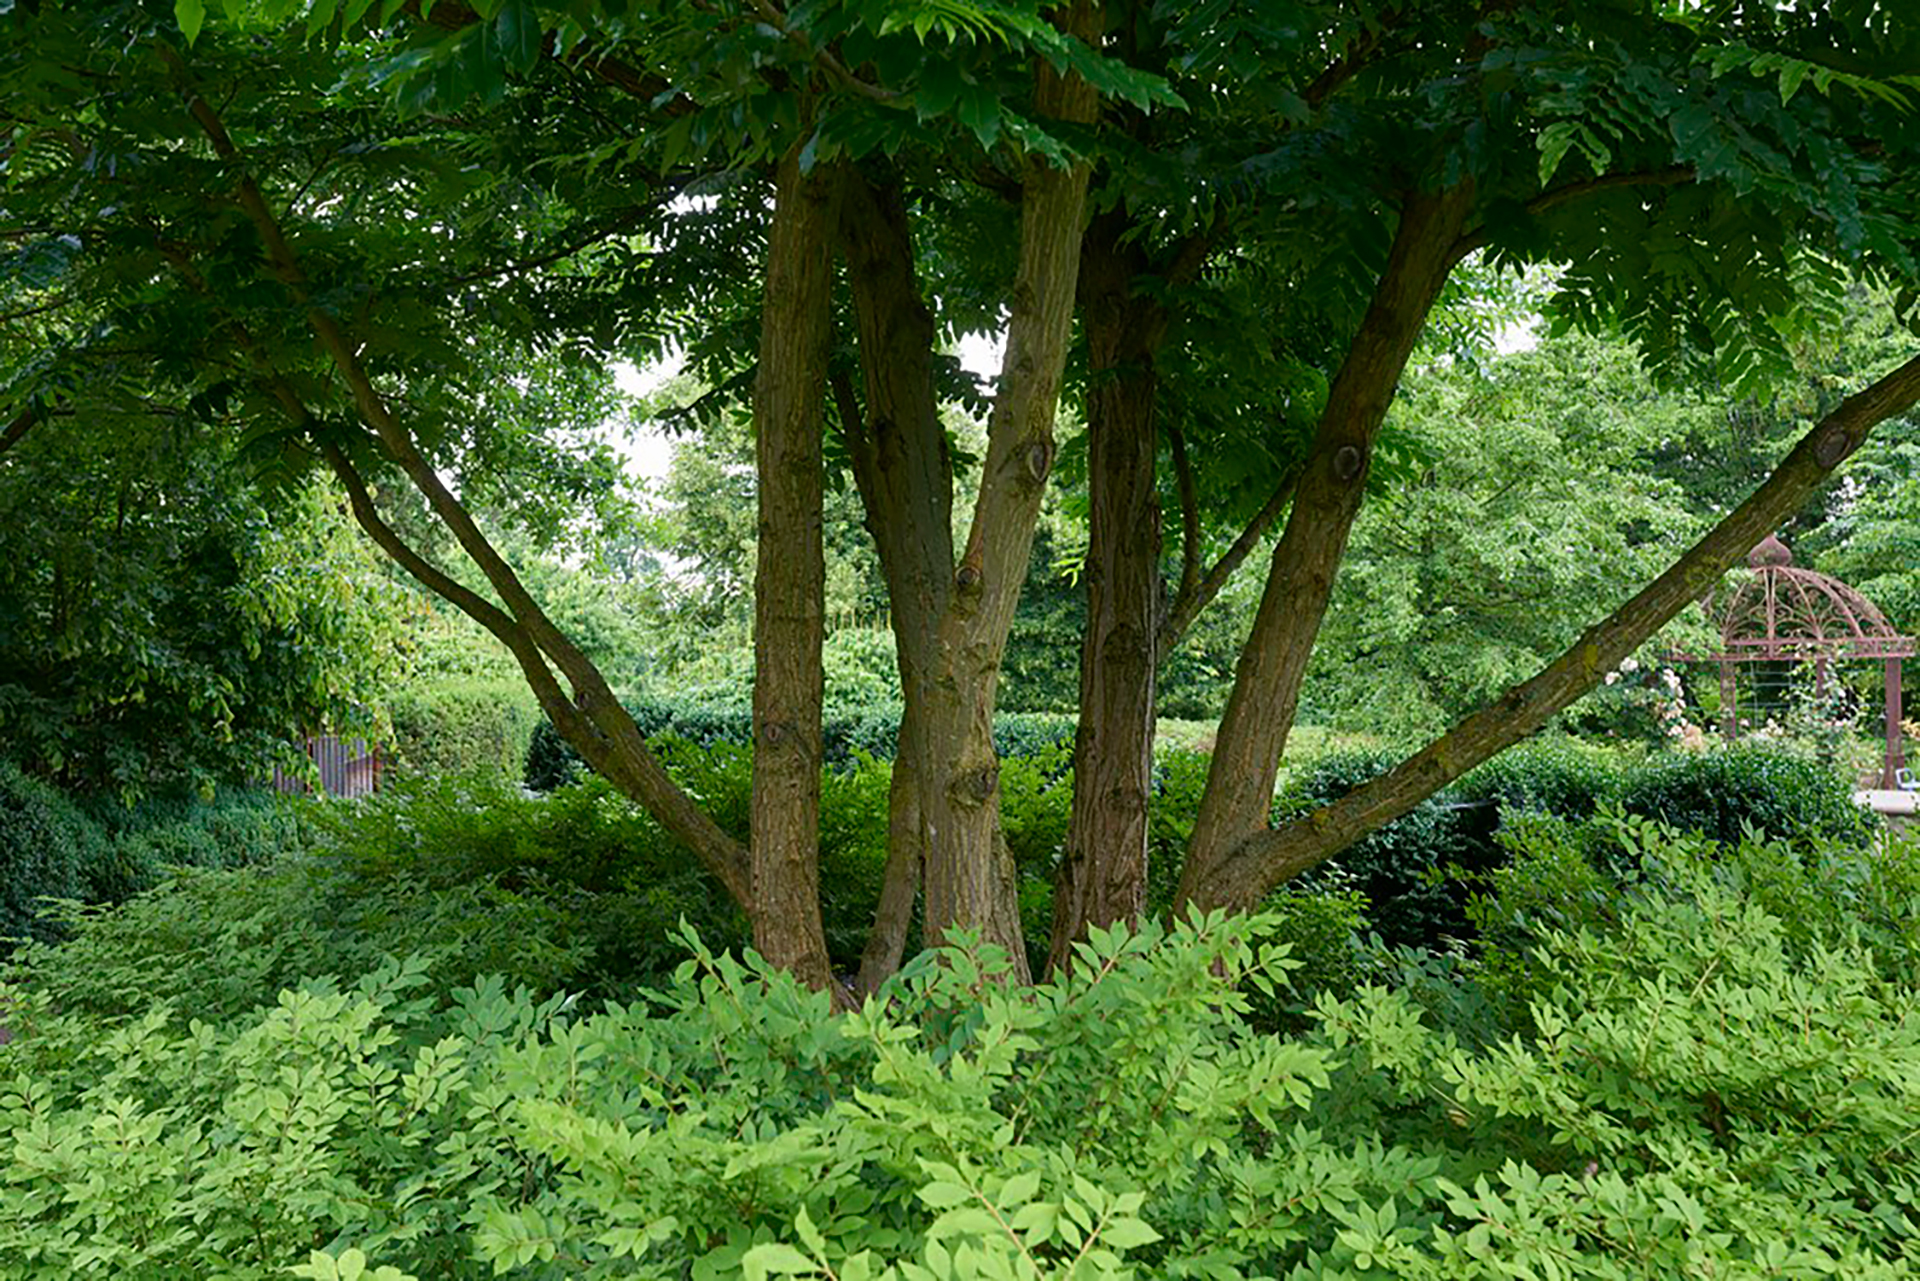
[[1695, 535, 1914, 786]]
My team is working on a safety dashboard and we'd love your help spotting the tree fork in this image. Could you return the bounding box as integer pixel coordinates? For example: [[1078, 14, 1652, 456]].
[[1180, 346, 1920, 912]]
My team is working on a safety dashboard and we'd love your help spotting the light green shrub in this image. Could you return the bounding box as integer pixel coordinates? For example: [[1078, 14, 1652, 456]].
[[9, 825, 1920, 1279], [383, 677, 540, 784]]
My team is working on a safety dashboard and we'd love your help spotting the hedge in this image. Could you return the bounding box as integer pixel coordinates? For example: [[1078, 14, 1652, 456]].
[[0, 765, 311, 950], [1276, 738, 1872, 953], [384, 678, 541, 784], [524, 694, 1077, 790]]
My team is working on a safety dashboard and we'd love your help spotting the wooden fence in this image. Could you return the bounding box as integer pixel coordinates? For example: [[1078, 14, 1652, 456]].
[[272, 735, 382, 798]]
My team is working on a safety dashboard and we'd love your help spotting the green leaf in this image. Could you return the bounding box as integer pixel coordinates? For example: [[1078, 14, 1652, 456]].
[[918, 1181, 973, 1209], [175, 0, 205, 44], [1537, 121, 1577, 187], [742, 1242, 818, 1281], [495, 0, 541, 76]]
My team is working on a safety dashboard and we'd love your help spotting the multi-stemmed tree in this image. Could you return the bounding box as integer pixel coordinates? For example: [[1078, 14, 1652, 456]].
[[5, 0, 1919, 993]]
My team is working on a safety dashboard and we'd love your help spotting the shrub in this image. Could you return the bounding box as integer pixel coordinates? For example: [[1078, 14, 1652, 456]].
[[384, 677, 540, 783], [82, 787, 313, 898], [1281, 750, 1476, 952], [1, 768, 310, 949], [306, 770, 751, 993], [1618, 742, 1875, 846], [8, 842, 1920, 1280], [1452, 735, 1628, 817], [0, 761, 103, 945], [524, 697, 1076, 790]]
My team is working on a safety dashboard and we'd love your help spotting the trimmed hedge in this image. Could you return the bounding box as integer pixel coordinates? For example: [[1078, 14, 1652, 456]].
[[1277, 738, 1871, 953], [1617, 743, 1876, 846], [385, 678, 540, 784], [524, 693, 1076, 790]]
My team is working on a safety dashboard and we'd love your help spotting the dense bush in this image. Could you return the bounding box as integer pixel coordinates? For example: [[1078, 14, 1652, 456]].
[[523, 695, 1076, 790], [383, 678, 540, 784], [1282, 750, 1478, 952], [0, 765, 309, 948], [1617, 741, 1876, 845], [1284, 739, 1871, 953], [0, 762, 105, 945], [1452, 735, 1630, 816], [7, 825, 1920, 1279]]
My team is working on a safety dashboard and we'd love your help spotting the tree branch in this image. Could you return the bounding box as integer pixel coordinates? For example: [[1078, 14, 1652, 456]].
[[1157, 463, 1300, 654], [438, 207, 650, 289], [159, 47, 751, 901], [1451, 165, 1696, 262], [1181, 345, 1920, 911], [0, 406, 41, 458], [401, 0, 696, 116], [748, 0, 897, 101]]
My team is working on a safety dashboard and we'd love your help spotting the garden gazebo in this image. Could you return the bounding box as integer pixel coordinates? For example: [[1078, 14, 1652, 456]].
[[1693, 535, 1913, 786]]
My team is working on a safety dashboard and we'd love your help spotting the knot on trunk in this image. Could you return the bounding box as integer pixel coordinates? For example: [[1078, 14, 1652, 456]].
[[955, 563, 982, 592], [1814, 424, 1855, 468], [952, 762, 999, 806], [1024, 440, 1053, 484], [1332, 444, 1366, 482]]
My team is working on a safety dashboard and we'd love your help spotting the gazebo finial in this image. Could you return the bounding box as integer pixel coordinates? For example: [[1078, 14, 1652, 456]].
[[1748, 533, 1793, 568]]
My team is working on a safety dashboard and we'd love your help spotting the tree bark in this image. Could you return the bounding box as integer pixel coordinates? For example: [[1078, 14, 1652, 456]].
[[1047, 208, 1164, 975], [1179, 184, 1473, 907], [749, 144, 840, 992], [919, 0, 1103, 980], [834, 169, 955, 995], [1178, 347, 1920, 910]]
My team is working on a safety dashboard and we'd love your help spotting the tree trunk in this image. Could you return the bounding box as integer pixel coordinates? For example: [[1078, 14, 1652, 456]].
[[1179, 184, 1472, 908], [749, 144, 840, 992], [834, 169, 956, 995], [1047, 209, 1164, 976], [1178, 348, 1920, 910], [918, 1, 1102, 979]]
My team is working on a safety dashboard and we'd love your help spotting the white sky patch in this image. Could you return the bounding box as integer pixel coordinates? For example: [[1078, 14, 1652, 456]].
[[958, 329, 1005, 381], [608, 352, 685, 486], [1495, 316, 1541, 355]]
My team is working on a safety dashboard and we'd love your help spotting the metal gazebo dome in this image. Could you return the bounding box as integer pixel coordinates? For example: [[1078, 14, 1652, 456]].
[[1696, 535, 1914, 786]]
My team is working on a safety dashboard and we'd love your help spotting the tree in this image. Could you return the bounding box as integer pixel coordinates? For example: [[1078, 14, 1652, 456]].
[[6, 0, 1920, 992], [1304, 329, 1715, 739], [0, 420, 404, 795]]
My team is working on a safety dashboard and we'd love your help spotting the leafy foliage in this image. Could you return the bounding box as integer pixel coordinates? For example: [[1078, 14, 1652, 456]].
[[523, 696, 1076, 790], [8, 819, 1920, 1277], [0, 433, 406, 795], [0, 763, 309, 950], [383, 677, 540, 785]]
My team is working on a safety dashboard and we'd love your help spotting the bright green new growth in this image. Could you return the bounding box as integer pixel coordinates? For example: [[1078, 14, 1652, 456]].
[[6, 818, 1920, 1278]]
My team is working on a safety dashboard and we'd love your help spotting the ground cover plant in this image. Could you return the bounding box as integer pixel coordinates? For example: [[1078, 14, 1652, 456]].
[[6, 811, 1920, 1279]]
